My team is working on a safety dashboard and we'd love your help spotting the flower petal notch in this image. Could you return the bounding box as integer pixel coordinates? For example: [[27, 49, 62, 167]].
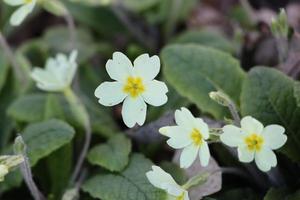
[[146, 165, 189, 200], [31, 50, 78, 92], [4, 0, 37, 26], [159, 107, 211, 168], [220, 116, 287, 172], [94, 52, 168, 128]]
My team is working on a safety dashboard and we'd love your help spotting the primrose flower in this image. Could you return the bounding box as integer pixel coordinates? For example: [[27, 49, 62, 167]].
[[159, 107, 210, 168], [4, 0, 36, 26], [146, 166, 189, 200], [31, 50, 78, 92], [220, 116, 287, 172], [0, 164, 9, 182], [94, 52, 168, 128]]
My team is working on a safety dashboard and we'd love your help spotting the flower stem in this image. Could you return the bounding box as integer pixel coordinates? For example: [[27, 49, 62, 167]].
[[64, 11, 77, 51], [227, 102, 241, 126], [182, 172, 210, 190], [0, 31, 27, 86], [63, 88, 92, 184], [111, 0, 157, 51], [14, 136, 45, 200]]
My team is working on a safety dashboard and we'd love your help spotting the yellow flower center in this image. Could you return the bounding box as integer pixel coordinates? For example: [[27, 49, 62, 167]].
[[123, 76, 145, 98], [24, 0, 33, 3], [244, 134, 264, 151], [190, 128, 203, 146], [176, 193, 185, 200]]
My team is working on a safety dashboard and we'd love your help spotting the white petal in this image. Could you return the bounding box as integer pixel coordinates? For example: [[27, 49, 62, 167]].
[[183, 191, 190, 200], [237, 145, 255, 163], [220, 125, 245, 147], [164, 127, 192, 149], [106, 52, 133, 82], [94, 82, 126, 106], [174, 107, 194, 128], [255, 148, 277, 172], [241, 116, 264, 134], [133, 54, 160, 81], [67, 50, 78, 83], [180, 145, 199, 168], [122, 96, 146, 128], [146, 166, 178, 190], [262, 125, 287, 150], [10, 3, 34, 26], [31, 68, 65, 91], [142, 80, 168, 106], [193, 118, 209, 139], [199, 142, 210, 166], [4, 0, 24, 6]]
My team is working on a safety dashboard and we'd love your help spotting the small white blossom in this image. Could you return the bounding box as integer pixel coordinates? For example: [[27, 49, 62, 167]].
[[0, 164, 9, 182], [94, 52, 168, 128], [31, 50, 78, 92], [4, 0, 36, 26], [220, 116, 287, 172], [159, 107, 210, 168], [146, 166, 189, 200]]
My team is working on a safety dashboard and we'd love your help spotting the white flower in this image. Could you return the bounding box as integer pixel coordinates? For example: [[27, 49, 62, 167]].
[[4, 0, 36, 26], [159, 107, 210, 168], [94, 52, 168, 128], [31, 50, 78, 92], [0, 164, 9, 182], [146, 165, 189, 200], [220, 116, 287, 172]]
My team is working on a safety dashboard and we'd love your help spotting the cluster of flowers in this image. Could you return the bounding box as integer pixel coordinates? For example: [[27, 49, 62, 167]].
[[28, 51, 286, 200], [2, 1, 288, 199], [0, 2, 289, 194]]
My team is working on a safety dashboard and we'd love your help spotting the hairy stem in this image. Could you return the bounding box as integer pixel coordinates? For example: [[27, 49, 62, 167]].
[[70, 121, 91, 184], [111, 1, 156, 50], [63, 88, 92, 184], [64, 11, 77, 51], [14, 136, 45, 200], [0, 31, 27, 85], [227, 102, 241, 126]]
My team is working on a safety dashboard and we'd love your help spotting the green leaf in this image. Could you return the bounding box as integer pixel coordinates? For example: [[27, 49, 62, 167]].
[[87, 134, 131, 172], [123, 0, 159, 12], [160, 161, 187, 185], [0, 51, 9, 92], [22, 119, 75, 166], [64, 1, 126, 37], [173, 29, 234, 53], [241, 67, 300, 161], [47, 144, 73, 199], [83, 154, 166, 200], [43, 26, 98, 63], [7, 94, 47, 123], [264, 188, 300, 200], [161, 44, 245, 119]]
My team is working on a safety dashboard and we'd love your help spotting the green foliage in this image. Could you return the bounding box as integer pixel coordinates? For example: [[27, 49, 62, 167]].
[[264, 188, 300, 200], [241, 67, 300, 161], [87, 134, 131, 172], [161, 44, 245, 119], [122, 0, 159, 12], [0, 52, 9, 92], [8, 94, 49, 123], [64, 1, 126, 37], [7, 93, 118, 137], [173, 30, 234, 53], [160, 161, 188, 185], [22, 119, 75, 166], [43, 26, 98, 63], [82, 154, 166, 200]]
